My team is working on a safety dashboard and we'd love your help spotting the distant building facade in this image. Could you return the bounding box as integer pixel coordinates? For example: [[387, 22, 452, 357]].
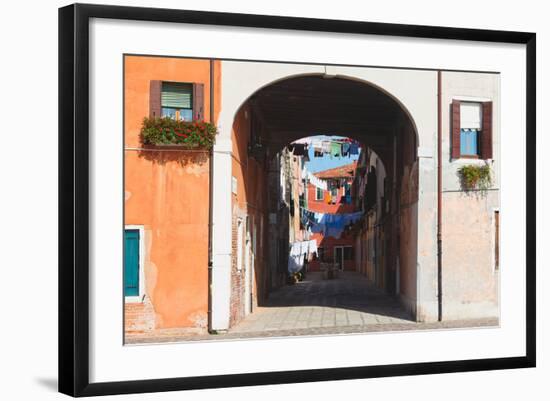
[[306, 162, 358, 271]]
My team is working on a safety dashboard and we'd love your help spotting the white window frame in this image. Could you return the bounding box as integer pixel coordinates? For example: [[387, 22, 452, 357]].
[[124, 225, 146, 303]]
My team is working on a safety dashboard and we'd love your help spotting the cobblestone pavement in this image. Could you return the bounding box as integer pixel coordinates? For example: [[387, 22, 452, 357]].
[[126, 271, 499, 344]]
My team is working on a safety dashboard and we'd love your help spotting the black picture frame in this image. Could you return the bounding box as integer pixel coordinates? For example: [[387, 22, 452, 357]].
[[58, 3, 536, 397]]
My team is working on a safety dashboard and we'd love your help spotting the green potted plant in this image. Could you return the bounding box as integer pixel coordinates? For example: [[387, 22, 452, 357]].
[[457, 163, 492, 192]]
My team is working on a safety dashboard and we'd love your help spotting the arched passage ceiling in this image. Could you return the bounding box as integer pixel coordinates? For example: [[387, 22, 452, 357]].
[[246, 75, 412, 160]]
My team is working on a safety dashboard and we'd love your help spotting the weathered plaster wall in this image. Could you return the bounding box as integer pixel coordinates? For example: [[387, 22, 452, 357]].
[[441, 192, 499, 319], [124, 56, 220, 331], [398, 122, 419, 317], [439, 71, 500, 320]]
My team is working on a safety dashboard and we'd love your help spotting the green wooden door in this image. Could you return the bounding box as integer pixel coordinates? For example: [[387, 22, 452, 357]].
[[124, 229, 140, 296]]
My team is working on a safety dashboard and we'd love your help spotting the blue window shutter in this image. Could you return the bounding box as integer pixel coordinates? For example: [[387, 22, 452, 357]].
[[124, 229, 140, 297], [471, 130, 479, 155]]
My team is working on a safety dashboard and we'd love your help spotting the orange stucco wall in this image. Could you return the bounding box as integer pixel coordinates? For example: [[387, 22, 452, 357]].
[[306, 182, 356, 214], [124, 56, 221, 331]]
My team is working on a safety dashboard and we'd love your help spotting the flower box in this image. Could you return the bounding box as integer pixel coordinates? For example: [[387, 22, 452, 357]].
[[140, 117, 218, 150]]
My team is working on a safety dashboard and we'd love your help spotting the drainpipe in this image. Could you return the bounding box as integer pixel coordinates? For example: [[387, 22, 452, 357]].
[[207, 59, 215, 331], [437, 70, 443, 321]]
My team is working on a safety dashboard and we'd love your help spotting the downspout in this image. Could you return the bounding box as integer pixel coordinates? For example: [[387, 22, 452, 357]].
[[207, 59, 215, 331], [437, 70, 443, 321]]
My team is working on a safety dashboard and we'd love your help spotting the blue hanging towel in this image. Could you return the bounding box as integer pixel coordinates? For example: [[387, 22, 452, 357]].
[[342, 143, 350, 156]]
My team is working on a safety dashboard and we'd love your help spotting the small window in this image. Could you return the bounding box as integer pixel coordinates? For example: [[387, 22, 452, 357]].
[[315, 187, 324, 201], [161, 82, 193, 121], [343, 246, 354, 260]]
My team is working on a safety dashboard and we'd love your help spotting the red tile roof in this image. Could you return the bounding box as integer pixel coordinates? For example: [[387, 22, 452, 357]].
[[314, 162, 357, 179]]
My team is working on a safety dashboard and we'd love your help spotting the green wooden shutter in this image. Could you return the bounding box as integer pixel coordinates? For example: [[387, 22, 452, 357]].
[[161, 82, 193, 109]]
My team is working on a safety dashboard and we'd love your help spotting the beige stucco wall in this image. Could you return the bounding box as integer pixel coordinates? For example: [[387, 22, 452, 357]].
[[440, 71, 500, 319]]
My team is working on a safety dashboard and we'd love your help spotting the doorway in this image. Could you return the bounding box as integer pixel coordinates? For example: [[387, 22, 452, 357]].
[[334, 246, 344, 270]]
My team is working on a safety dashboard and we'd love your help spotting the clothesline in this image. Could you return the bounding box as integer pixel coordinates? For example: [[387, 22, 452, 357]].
[[288, 138, 361, 159]]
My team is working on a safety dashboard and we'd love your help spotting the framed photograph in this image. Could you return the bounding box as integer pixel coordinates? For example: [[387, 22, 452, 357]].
[[58, 3, 536, 397]]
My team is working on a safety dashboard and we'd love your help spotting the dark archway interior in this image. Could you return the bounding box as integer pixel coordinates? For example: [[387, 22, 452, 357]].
[[246, 75, 415, 167]]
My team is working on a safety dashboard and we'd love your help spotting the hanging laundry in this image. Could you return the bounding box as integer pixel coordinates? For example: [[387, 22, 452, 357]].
[[288, 254, 303, 273], [342, 143, 350, 157], [292, 138, 312, 145], [330, 141, 341, 158], [312, 139, 323, 149], [321, 211, 363, 238], [307, 172, 328, 191], [288, 240, 319, 273], [322, 141, 332, 154]]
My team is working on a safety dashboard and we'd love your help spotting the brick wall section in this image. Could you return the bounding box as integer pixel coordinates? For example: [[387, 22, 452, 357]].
[[124, 298, 156, 334], [230, 211, 245, 327]]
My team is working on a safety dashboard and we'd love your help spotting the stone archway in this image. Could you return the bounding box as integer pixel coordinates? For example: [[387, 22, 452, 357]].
[[210, 62, 439, 331]]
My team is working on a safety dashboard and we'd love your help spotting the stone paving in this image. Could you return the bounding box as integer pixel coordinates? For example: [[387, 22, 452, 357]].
[[230, 271, 413, 334], [126, 271, 498, 344]]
